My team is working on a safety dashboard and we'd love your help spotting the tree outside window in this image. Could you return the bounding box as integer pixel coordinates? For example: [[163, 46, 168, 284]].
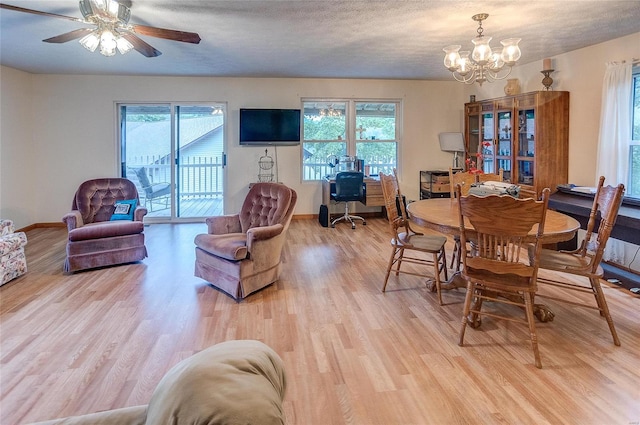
[[302, 100, 399, 181]]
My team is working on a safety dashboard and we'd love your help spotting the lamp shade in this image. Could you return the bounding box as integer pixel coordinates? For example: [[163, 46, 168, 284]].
[[439, 132, 465, 152]]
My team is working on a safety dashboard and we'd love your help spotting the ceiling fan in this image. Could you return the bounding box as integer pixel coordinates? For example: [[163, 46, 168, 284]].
[[0, 0, 201, 57]]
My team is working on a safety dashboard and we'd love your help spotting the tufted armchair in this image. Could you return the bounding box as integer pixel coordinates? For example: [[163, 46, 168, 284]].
[[62, 178, 148, 273], [1, 220, 28, 285], [194, 183, 297, 300]]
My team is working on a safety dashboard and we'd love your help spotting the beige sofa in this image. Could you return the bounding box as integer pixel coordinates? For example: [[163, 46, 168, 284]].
[[30, 340, 287, 425]]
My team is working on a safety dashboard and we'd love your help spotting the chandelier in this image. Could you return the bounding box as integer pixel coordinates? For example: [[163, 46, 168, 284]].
[[443, 13, 521, 85], [78, 0, 134, 56], [319, 105, 342, 117]]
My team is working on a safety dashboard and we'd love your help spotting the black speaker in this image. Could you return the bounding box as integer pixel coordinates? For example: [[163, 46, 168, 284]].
[[318, 204, 329, 227]]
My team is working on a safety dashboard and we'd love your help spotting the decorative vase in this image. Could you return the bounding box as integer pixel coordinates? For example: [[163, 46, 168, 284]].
[[504, 79, 520, 96]]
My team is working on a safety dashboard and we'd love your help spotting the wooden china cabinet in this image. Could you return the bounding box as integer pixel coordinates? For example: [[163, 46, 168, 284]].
[[464, 91, 570, 198]]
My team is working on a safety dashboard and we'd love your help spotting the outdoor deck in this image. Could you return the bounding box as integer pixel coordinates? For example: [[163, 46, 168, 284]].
[[145, 197, 222, 219]]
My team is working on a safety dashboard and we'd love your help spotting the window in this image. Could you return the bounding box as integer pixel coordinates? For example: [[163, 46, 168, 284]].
[[302, 100, 400, 181], [629, 66, 640, 198]]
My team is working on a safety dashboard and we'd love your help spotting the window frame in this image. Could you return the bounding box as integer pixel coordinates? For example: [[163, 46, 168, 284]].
[[301, 98, 402, 182], [628, 65, 640, 199]]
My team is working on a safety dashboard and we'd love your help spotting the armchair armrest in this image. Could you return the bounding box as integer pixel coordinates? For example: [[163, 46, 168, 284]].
[[206, 214, 242, 235], [62, 211, 84, 231], [134, 206, 148, 222], [246, 224, 284, 251], [0, 231, 27, 255]]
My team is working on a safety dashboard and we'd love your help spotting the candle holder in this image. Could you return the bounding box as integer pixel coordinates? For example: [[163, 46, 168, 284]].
[[541, 69, 554, 91]]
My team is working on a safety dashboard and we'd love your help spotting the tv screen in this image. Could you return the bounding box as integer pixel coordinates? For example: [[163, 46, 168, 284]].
[[239, 108, 301, 146]]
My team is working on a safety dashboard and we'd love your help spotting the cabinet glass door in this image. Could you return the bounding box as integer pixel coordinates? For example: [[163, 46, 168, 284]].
[[517, 108, 535, 186], [495, 111, 512, 181], [481, 112, 494, 172], [467, 112, 480, 165]]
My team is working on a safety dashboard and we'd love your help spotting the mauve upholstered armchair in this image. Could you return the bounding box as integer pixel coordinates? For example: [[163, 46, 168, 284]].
[[62, 178, 148, 273], [194, 183, 297, 300], [0, 219, 28, 285], [28, 340, 287, 425]]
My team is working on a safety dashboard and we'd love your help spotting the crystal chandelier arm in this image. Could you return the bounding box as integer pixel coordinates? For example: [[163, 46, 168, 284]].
[[485, 66, 514, 82], [451, 71, 478, 85]]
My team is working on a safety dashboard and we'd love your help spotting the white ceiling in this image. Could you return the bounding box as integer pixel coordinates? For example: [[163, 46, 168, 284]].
[[1, 1, 639, 80]]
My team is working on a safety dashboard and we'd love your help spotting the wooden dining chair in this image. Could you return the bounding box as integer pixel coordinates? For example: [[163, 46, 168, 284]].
[[448, 167, 477, 199], [448, 168, 478, 271], [477, 168, 504, 183], [380, 170, 448, 304], [457, 186, 550, 368], [531, 176, 624, 346]]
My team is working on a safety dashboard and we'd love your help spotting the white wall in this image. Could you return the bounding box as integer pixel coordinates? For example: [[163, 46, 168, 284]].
[[0, 66, 36, 225], [465, 31, 640, 186], [1, 70, 464, 227]]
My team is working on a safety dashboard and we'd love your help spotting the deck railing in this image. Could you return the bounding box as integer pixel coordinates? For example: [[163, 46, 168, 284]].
[[302, 158, 395, 180], [127, 156, 224, 199]]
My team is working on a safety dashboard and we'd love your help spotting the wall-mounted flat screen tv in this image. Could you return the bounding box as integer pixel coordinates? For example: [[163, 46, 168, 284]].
[[239, 108, 301, 146]]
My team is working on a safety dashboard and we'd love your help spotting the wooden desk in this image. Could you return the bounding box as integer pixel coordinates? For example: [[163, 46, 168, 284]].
[[322, 176, 384, 207], [407, 198, 581, 323]]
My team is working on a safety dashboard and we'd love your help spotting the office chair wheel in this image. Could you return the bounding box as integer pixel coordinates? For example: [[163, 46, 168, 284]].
[[351, 224, 356, 229], [363, 221, 367, 225]]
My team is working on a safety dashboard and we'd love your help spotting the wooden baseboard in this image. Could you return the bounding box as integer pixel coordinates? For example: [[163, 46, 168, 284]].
[[17, 222, 65, 232]]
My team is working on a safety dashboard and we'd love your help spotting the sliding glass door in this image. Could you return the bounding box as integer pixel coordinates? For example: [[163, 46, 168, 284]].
[[119, 103, 226, 221]]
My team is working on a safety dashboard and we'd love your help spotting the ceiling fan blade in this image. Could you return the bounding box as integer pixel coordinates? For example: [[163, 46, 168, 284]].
[[0, 3, 84, 23], [43, 28, 94, 44], [132, 24, 201, 44], [121, 33, 161, 57]]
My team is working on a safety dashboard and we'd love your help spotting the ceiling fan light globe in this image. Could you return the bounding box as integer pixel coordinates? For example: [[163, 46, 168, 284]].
[[116, 4, 131, 24], [79, 32, 100, 52], [107, 0, 119, 16], [100, 43, 117, 56], [94, 0, 107, 12], [79, 0, 94, 19], [99, 30, 117, 56], [116, 36, 134, 54]]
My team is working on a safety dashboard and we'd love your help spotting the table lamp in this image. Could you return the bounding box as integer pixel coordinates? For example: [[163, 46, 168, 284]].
[[439, 132, 466, 169]]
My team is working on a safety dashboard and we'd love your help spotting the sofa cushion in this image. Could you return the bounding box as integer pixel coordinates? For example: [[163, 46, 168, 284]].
[[68, 221, 144, 242], [110, 199, 138, 221], [194, 233, 248, 261], [145, 340, 287, 425]]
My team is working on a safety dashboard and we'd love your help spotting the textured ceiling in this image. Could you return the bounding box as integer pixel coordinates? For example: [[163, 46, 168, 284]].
[[1, 0, 639, 80]]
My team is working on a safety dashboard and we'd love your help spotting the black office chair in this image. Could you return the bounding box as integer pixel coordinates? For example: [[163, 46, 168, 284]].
[[331, 171, 366, 229]]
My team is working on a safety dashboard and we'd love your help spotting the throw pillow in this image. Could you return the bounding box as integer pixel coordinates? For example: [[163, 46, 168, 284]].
[[110, 199, 137, 221]]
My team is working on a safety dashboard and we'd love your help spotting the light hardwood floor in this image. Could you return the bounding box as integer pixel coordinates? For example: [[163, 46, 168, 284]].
[[1, 219, 639, 424]]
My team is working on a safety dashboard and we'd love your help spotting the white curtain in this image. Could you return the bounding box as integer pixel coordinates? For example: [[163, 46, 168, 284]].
[[595, 61, 632, 264], [595, 62, 632, 186]]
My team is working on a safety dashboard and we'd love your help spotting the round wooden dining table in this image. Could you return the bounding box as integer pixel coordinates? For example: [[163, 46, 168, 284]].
[[406, 197, 581, 323], [407, 197, 580, 244]]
